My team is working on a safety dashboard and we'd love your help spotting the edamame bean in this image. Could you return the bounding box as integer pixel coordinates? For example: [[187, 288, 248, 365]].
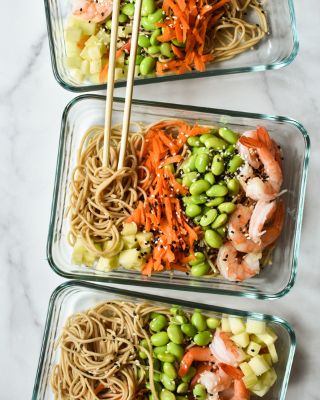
[[218, 202, 236, 214], [158, 352, 176, 363], [148, 8, 164, 23], [139, 56, 156, 75], [200, 209, 218, 227], [206, 317, 221, 329], [200, 133, 214, 144], [181, 366, 196, 383], [177, 382, 189, 394], [206, 184, 228, 198], [193, 384, 207, 400], [193, 215, 202, 225], [182, 171, 197, 187], [118, 13, 128, 23], [211, 155, 225, 176], [227, 178, 240, 196], [141, 0, 156, 16], [181, 323, 197, 337], [216, 226, 226, 237], [205, 229, 223, 248], [121, 3, 135, 16], [170, 306, 181, 315], [228, 154, 244, 173], [191, 262, 210, 277], [151, 312, 162, 319], [204, 137, 227, 150], [195, 153, 210, 173], [185, 204, 202, 218], [154, 371, 162, 382], [140, 338, 149, 349], [194, 331, 212, 346], [167, 342, 184, 360], [150, 28, 161, 45], [204, 172, 215, 185], [138, 34, 151, 48], [150, 314, 168, 332], [135, 55, 144, 65], [190, 180, 210, 195], [192, 147, 210, 155], [148, 45, 161, 55], [146, 381, 162, 392], [163, 362, 177, 379], [189, 252, 205, 266], [105, 19, 112, 29], [167, 324, 184, 344], [160, 43, 174, 58], [191, 311, 207, 332], [139, 350, 148, 359], [160, 389, 176, 400], [151, 332, 169, 347], [218, 127, 238, 144], [206, 197, 224, 207], [182, 155, 196, 173], [153, 357, 161, 370], [173, 315, 188, 325], [224, 144, 236, 156], [171, 39, 185, 47], [187, 136, 202, 147], [211, 213, 228, 229], [161, 373, 176, 391], [154, 346, 169, 356], [189, 194, 207, 205], [141, 16, 157, 30], [176, 396, 188, 400]]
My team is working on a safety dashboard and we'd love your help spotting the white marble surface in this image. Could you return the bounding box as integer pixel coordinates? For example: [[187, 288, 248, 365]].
[[0, 1, 319, 398]]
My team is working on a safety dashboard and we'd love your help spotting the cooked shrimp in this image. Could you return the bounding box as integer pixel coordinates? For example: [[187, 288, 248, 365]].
[[72, 0, 112, 22], [249, 200, 277, 244], [178, 347, 216, 377], [199, 366, 233, 395], [217, 242, 262, 282], [237, 130, 261, 170], [228, 204, 262, 253], [260, 201, 285, 249], [209, 330, 246, 367], [238, 128, 283, 201], [230, 379, 251, 400]]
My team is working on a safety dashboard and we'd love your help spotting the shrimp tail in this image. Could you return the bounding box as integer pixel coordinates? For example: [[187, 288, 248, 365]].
[[238, 136, 263, 149]]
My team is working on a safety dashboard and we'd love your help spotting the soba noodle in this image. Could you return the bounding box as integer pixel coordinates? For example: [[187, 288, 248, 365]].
[[67, 124, 149, 257], [51, 301, 171, 400]]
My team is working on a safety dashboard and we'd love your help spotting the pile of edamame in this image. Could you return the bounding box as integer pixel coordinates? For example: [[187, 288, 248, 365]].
[[141, 306, 221, 400], [178, 127, 243, 271]]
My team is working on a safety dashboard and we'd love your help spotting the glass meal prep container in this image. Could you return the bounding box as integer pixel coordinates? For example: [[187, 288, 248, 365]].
[[47, 95, 310, 299], [44, 0, 298, 91], [32, 281, 296, 399]]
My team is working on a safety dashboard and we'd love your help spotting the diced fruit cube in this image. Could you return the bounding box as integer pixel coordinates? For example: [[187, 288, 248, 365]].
[[103, 238, 123, 254], [66, 56, 82, 69], [229, 316, 246, 334], [250, 334, 267, 347], [262, 353, 272, 366], [89, 73, 100, 84], [231, 332, 250, 348], [119, 249, 145, 270], [81, 59, 90, 74], [136, 232, 153, 248], [221, 316, 231, 332], [116, 53, 125, 67], [247, 341, 261, 357], [115, 67, 126, 80], [122, 235, 139, 249], [90, 59, 102, 74], [65, 27, 82, 42], [87, 45, 103, 60], [246, 319, 266, 334], [261, 368, 277, 388], [96, 256, 119, 271], [71, 238, 87, 264], [66, 41, 81, 57], [251, 384, 270, 397], [79, 20, 97, 35], [248, 355, 270, 376], [267, 343, 278, 363], [122, 222, 138, 236], [242, 373, 258, 389], [82, 249, 97, 267]]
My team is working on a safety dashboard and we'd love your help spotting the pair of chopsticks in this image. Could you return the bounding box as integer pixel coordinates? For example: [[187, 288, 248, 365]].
[[102, 0, 143, 170]]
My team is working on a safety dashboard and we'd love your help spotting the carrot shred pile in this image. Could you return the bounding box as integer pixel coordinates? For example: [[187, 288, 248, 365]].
[[156, 0, 230, 74], [127, 120, 210, 275]]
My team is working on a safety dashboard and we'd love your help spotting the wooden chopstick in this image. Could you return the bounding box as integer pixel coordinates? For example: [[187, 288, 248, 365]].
[[117, 0, 143, 170], [102, 0, 121, 168]]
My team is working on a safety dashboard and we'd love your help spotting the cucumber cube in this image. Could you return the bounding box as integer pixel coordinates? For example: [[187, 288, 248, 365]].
[[122, 235, 139, 249], [247, 341, 261, 357], [119, 248, 145, 270], [248, 355, 270, 376], [221, 315, 231, 332], [246, 319, 266, 334], [231, 332, 250, 348], [229, 316, 246, 334], [267, 343, 278, 363], [65, 27, 82, 42], [122, 222, 138, 236], [96, 256, 119, 272]]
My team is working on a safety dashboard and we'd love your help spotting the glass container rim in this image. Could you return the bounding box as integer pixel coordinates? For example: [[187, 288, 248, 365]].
[[43, 0, 299, 92], [32, 280, 297, 400], [47, 94, 310, 300]]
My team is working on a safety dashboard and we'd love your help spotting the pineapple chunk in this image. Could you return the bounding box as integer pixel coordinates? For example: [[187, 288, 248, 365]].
[[231, 332, 250, 348], [256, 328, 278, 346], [121, 222, 138, 236], [221, 316, 231, 332], [247, 341, 261, 357], [246, 319, 266, 334], [267, 343, 278, 363], [261, 368, 277, 388], [250, 334, 267, 347], [136, 232, 153, 248], [103, 238, 123, 254], [240, 362, 255, 376], [251, 384, 270, 397], [122, 235, 138, 249], [87, 45, 103, 60], [89, 73, 100, 84], [65, 27, 82, 42], [78, 20, 97, 35], [96, 256, 119, 272], [71, 238, 87, 264], [66, 56, 82, 69], [262, 353, 272, 366], [229, 316, 246, 334], [82, 249, 97, 267], [66, 41, 81, 57], [242, 373, 258, 389], [119, 249, 145, 270], [81, 59, 90, 74], [248, 355, 270, 376]]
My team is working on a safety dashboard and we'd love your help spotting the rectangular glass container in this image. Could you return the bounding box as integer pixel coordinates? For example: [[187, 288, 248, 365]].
[[44, 0, 299, 91], [47, 95, 310, 299], [32, 281, 296, 399]]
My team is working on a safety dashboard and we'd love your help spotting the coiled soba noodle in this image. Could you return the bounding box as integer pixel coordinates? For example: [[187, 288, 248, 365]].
[[50, 301, 171, 400]]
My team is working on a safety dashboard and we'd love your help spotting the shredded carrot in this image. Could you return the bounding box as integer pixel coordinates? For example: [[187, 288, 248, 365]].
[[99, 62, 109, 83], [127, 120, 209, 275], [77, 34, 89, 49], [94, 383, 105, 395]]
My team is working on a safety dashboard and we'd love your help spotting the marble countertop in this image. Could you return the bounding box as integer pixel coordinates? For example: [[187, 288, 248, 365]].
[[1, 1, 319, 398]]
